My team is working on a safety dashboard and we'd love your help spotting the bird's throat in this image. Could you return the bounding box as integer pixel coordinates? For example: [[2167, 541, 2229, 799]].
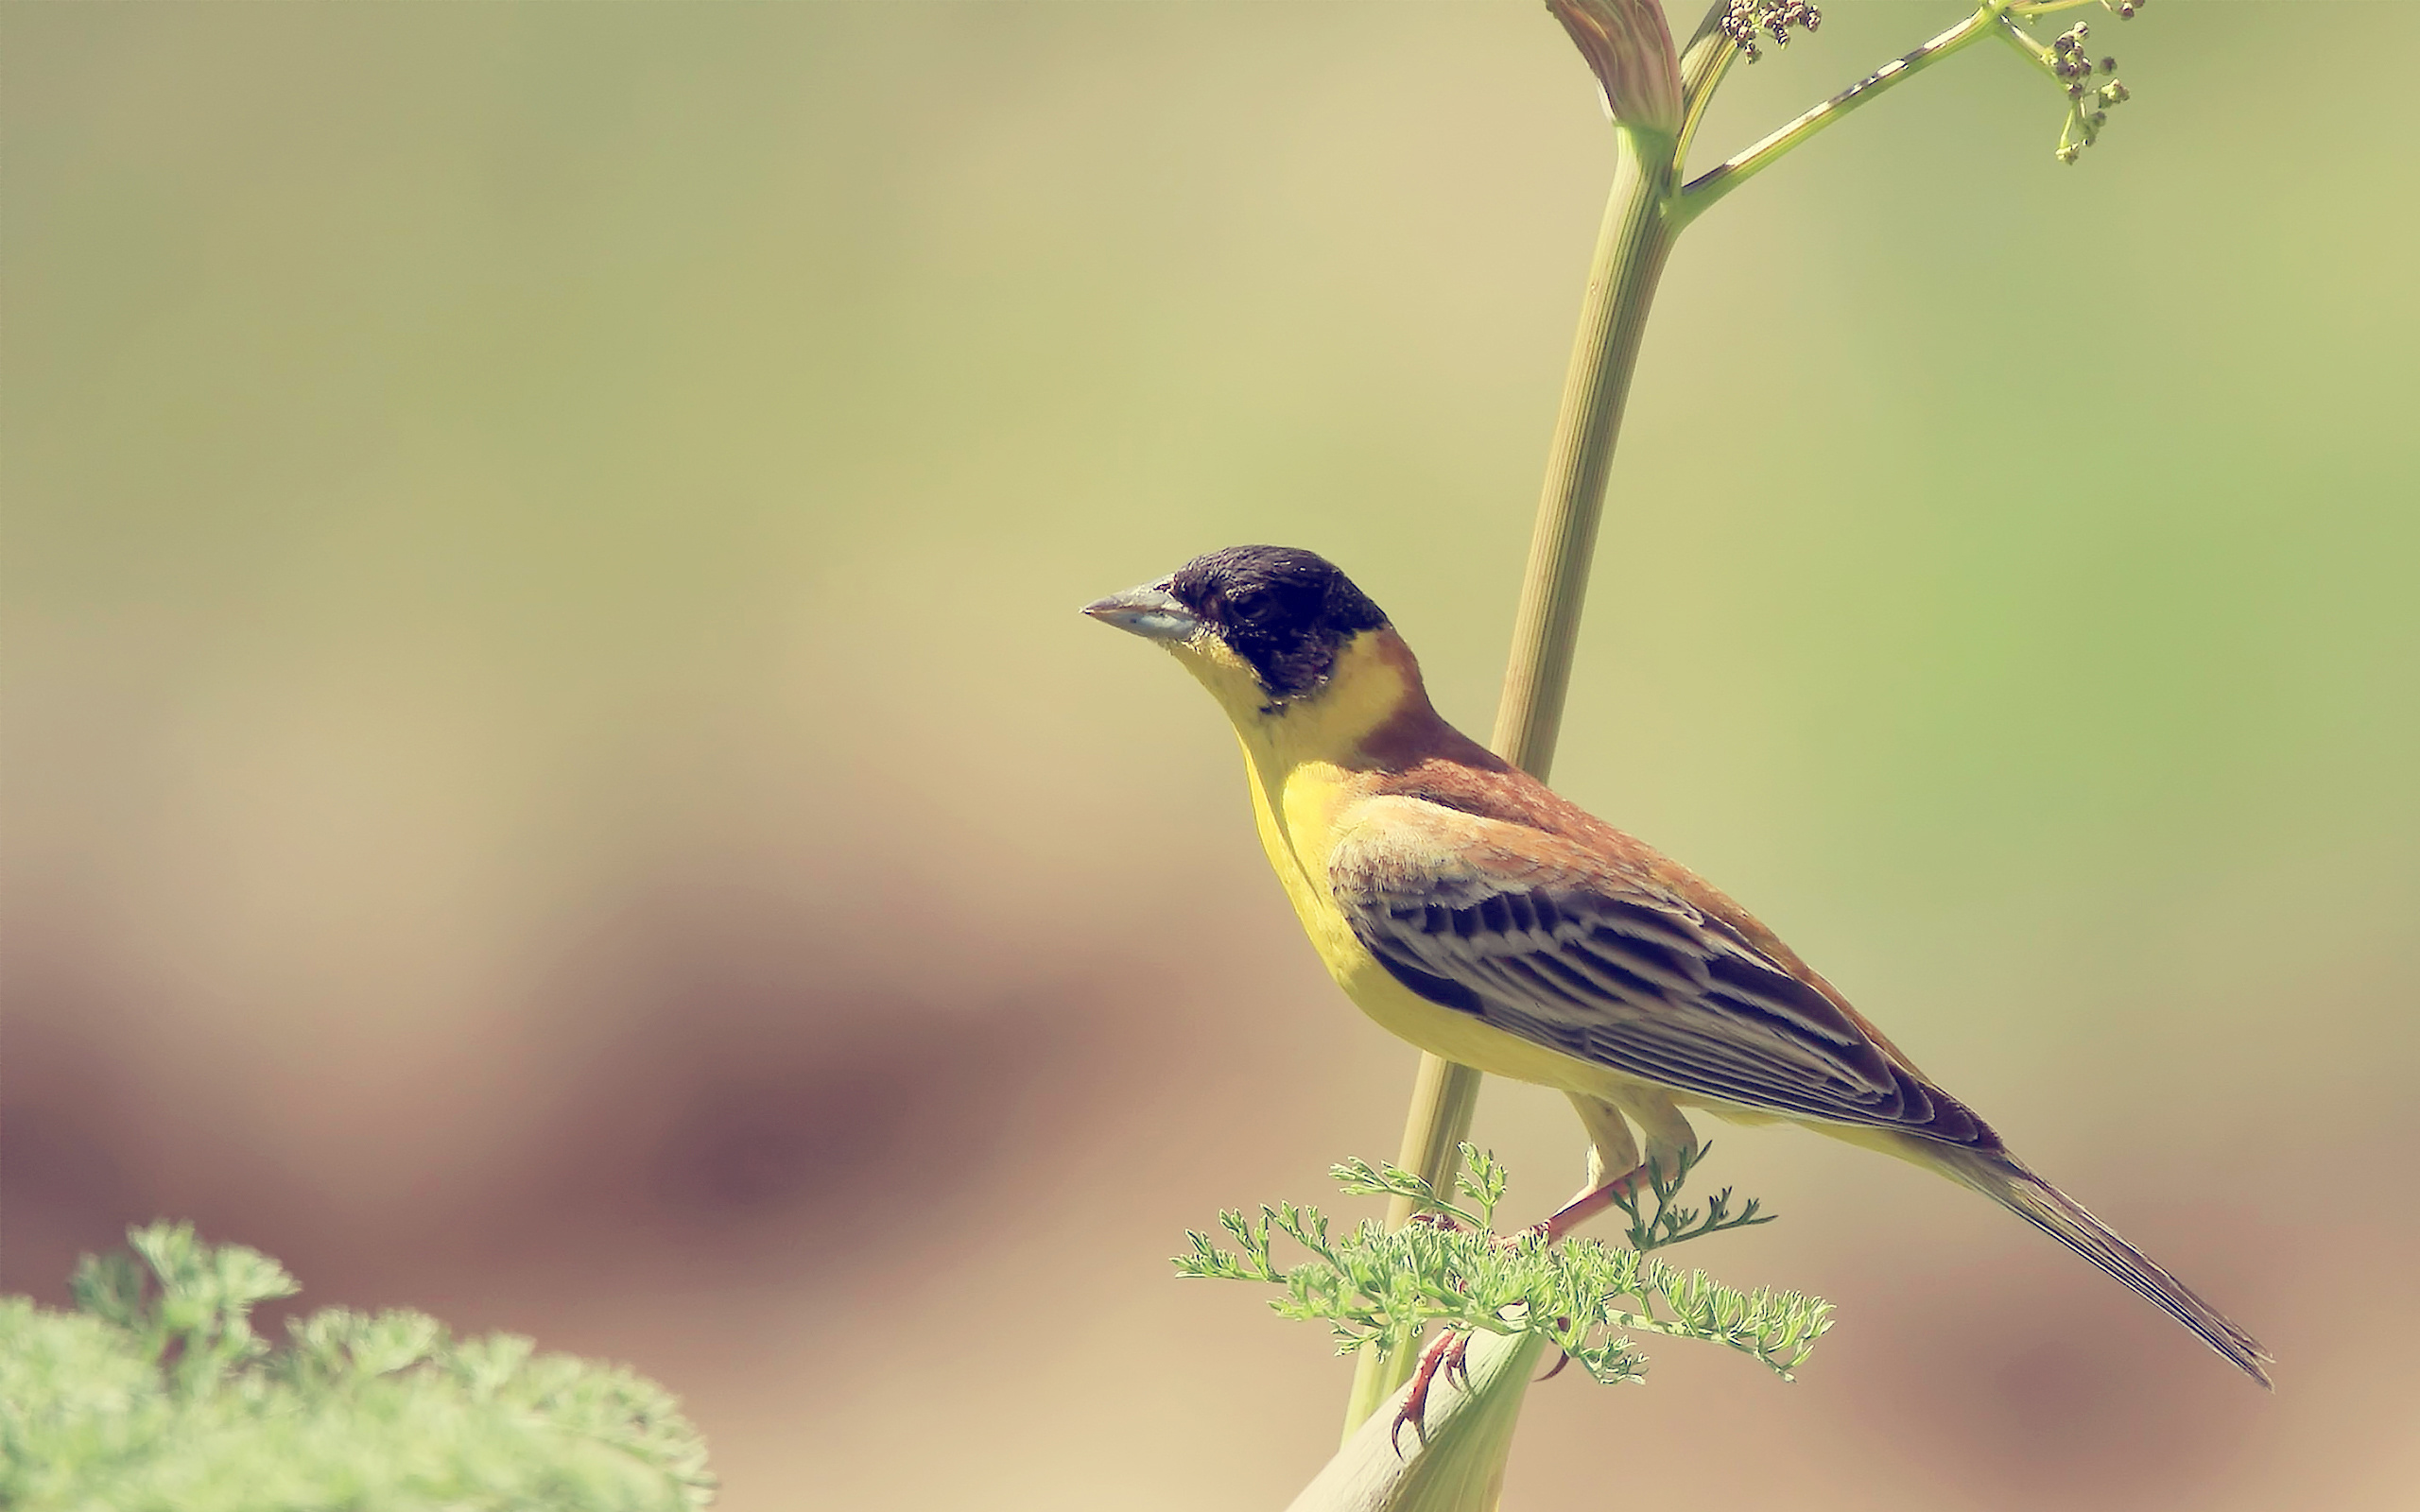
[[1167, 630, 1432, 937], [1178, 629, 1426, 776]]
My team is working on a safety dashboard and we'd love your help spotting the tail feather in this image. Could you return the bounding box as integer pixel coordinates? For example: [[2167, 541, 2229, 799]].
[[1940, 1148, 2273, 1389]]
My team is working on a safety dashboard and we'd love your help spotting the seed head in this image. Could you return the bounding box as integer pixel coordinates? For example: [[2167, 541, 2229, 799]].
[[1719, 0, 1821, 64], [2036, 8, 2138, 164]]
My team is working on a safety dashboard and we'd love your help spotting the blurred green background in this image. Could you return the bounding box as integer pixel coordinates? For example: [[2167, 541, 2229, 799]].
[[5, 2, 2414, 1507]]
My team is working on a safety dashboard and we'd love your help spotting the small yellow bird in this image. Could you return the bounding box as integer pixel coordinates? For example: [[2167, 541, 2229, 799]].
[[1086, 544, 2270, 1386]]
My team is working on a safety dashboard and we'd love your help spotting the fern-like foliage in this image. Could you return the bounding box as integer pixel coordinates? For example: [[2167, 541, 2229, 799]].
[[1, 1223, 715, 1512], [1174, 1143, 1831, 1387]]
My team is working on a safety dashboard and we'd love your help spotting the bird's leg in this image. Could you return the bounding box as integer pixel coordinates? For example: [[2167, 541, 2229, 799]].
[[1541, 1093, 1649, 1242], [1541, 1159, 1653, 1242], [1389, 1327, 1471, 1454], [1544, 1094, 1703, 1242]]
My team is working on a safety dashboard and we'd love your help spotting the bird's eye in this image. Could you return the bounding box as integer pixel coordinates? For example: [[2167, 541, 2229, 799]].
[[1226, 588, 1274, 623]]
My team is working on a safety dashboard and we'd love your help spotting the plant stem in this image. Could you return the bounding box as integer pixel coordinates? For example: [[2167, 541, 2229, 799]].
[[1676, 2, 2013, 224], [1340, 122, 1680, 1440], [1490, 127, 1678, 778], [1303, 1328, 1552, 1512], [1341, 1070, 1486, 1438], [1673, 0, 1750, 172], [1991, 13, 2060, 78]]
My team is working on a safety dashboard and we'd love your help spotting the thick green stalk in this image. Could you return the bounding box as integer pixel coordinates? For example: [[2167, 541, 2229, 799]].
[[1340, 124, 1679, 1438], [1488, 128, 1677, 778], [1340, 1071, 1486, 1437], [1302, 1329, 1552, 1512]]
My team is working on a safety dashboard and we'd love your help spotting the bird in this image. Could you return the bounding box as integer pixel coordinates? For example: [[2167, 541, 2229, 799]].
[[1084, 543, 2271, 1387]]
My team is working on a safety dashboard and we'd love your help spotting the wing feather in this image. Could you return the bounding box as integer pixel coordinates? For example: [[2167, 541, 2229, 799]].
[[1331, 804, 1993, 1146]]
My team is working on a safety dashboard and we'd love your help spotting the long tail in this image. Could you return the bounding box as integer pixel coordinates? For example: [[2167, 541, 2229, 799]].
[[1931, 1145, 2273, 1388]]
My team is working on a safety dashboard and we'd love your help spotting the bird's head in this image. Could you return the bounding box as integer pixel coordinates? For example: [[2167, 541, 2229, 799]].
[[1083, 546, 1408, 727]]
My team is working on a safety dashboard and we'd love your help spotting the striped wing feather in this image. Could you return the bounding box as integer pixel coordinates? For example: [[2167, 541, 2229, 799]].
[[1329, 813, 1992, 1146]]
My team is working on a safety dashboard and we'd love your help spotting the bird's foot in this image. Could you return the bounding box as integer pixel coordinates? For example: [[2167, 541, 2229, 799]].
[[1389, 1328, 1475, 1455]]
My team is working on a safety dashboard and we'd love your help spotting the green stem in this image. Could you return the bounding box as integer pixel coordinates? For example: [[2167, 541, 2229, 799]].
[[1675, 2, 2013, 225], [1487, 126, 1679, 779], [1673, 0, 1750, 176], [1307, 1329, 1553, 1512], [1340, 1059, 1483, 1435], [1991, 11, 2061, 77], [1340, 123, 1680, 1440]]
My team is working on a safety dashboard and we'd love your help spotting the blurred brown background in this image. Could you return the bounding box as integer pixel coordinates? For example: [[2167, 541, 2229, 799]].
[[5, 3, 2415, 1507]]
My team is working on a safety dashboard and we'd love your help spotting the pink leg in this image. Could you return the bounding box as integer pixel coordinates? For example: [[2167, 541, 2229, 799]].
[[1539, 1159, 1651, 1243]]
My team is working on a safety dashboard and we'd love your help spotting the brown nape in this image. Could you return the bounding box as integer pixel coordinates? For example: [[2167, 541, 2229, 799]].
[[1349, 631, 1644, 849], [1348, 632, 1499, 771]]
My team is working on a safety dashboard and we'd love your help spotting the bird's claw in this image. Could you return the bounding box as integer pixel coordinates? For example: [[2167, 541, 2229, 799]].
[[1441, 1330, 1475, 1392], [1389, 1328, 1474, 1456]]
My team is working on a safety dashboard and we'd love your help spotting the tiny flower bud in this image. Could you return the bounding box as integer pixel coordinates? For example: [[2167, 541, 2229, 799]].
[[1720, 2, 1822, 66]]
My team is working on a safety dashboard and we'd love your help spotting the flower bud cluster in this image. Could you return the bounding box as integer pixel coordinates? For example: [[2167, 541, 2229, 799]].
[[1719, 0, 1821, 64], [2048, 22, 2130, 163]]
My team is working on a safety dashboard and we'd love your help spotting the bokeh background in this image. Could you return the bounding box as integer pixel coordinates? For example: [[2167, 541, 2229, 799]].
[[6, 2, 2415, 1507]]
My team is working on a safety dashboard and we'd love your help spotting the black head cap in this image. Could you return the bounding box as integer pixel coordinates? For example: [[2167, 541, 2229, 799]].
[[1166, 545, 1390, 701]]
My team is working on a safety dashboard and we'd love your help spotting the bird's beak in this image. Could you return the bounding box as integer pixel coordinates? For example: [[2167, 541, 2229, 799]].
[[1081, 581, 1203, 644]]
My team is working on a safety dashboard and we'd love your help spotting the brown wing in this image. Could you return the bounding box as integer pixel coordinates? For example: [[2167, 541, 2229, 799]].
[[1328, 799, 1996, 1147]]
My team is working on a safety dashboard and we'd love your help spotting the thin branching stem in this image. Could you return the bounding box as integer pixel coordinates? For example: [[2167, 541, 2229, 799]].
[[1677, 2, 2013, 223], [1994, 14, 2060, 76], [1674, 1, 1752, 177]]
